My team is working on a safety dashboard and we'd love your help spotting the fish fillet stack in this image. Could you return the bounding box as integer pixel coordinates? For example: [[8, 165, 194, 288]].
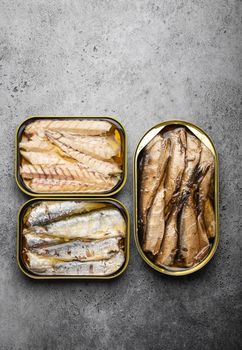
[[22, 201, 126, 276], [19, 119, 123, 193], [139, 126, 215, 269]]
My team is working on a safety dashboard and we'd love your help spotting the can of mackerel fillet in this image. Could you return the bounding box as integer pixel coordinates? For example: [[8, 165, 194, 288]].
[[15, 116, 127, 197]]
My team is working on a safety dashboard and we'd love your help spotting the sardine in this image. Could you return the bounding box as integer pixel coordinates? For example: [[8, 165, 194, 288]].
[[204, 198, 216, 238], [196, 213, 210, 261], [45, 130, 122, 175], [28, 177, 118, 193], [49, 132, 121, 160], [178, 190, 200, 267], [24, 119, 113, 137], [140, 135, 170, 229], [32, 238, 120, 262], [20, 150, 72, 165], [25, 201, 106, 227], [143, 179, 166, 255], [26, 251, 125, 276], [24, 233, 64, 248], [23, 208, 126, 239], [198, 143, 214, 202], [179, 133, 201, 196], [197, 143, 215, 240], [156, 208, 179, 266], [20, 164, 117, 189], [165, 132, 201, 217], [26, 252, 56, 271], [164, 128, 187, 210]]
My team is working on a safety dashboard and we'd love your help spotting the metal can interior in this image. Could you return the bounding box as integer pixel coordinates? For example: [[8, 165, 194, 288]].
[[134, 120, 219, 276], [15, 116, 127, 197], [17, 197, 130, 280]]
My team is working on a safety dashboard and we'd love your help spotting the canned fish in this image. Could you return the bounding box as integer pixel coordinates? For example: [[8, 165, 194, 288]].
[[134, 120, 219, 276], [16, 116, 127, 197], [17, 198, 130, 279]]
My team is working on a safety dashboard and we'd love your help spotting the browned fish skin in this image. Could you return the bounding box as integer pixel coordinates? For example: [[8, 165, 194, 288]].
[[198, 143, 214, 202], [197, 143, 215, 240], [196, 213, 210, 261], [45, 130, 122, 175], [164, 128, 187, 210], [179, 190, 200, 267], [179, 133, 201, 195], [165, 132, 201, 218], [140, 127, 215, 270], [28, 178, 118, 193], [204, 198, 216, 238], [143, 179, 166, 255], [156, 208, 179, 266], [140, 136, 170, 231]]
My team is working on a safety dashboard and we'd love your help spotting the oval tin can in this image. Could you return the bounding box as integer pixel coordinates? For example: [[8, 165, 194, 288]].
[[134, 120, 219, 276], [15, 116, 127, 197], [17, 198, 130, 280]]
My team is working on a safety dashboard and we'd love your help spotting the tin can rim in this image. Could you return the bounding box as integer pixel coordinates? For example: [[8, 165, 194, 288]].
[[15, 116, 128, 197], [133, 119, 219, 276], [17, 197, 130, 280]]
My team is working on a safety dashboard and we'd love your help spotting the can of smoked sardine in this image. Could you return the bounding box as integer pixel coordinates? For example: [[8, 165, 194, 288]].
[[17, 198, 130, 279], [134, 120, 219, 276], [15, 116, 127, 197]]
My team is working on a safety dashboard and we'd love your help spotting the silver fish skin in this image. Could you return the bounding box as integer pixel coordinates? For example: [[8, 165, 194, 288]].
[[27, 251, 125, 276], [24, 233, 64, 248], [24, 208, 126, 239], [32, 238, 121, 262], [25, 201, 105, 227]]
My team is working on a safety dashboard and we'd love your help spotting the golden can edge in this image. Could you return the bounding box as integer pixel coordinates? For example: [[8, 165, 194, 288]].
[[17, 197, 130, 280], [133, 120, 219, 276], [15, 116, 127, 197]]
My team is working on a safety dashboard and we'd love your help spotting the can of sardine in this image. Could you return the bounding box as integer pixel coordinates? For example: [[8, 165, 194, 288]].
[[15, 116, 127, 197], [17, 198, 130, 279], [134, 120, 219, 276]]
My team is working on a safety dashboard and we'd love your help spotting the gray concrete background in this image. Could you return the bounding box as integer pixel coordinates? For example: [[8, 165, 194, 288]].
[[0, 1, 241, 349]]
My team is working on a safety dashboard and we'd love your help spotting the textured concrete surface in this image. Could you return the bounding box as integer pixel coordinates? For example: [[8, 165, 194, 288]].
[[0, 1, 241, 349]]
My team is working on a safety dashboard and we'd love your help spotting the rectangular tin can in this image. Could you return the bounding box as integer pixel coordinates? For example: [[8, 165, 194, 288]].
[[134, 120, 219, 276], [15, 116, 127, 197], [17, 198, 130, 280]]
